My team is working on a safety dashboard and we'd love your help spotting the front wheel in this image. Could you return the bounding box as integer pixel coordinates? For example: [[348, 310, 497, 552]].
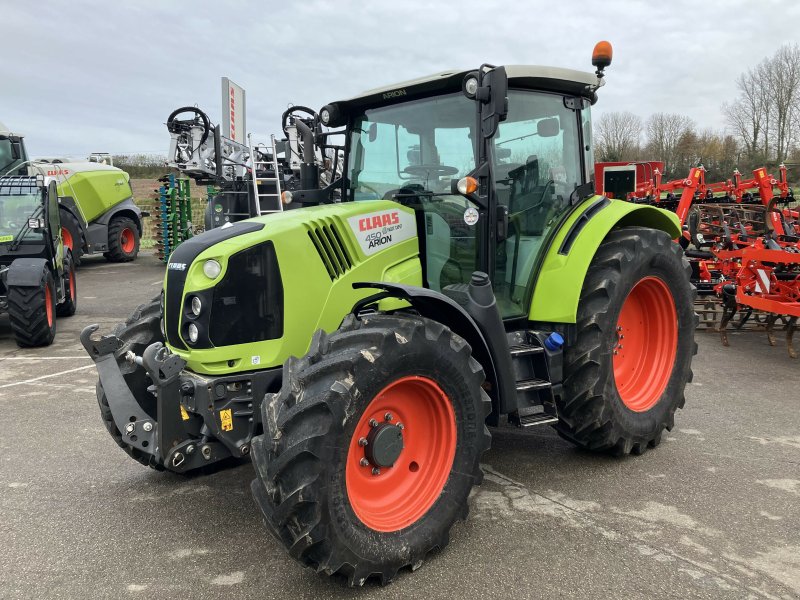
[[250, 314, 491, 586], [557, 227, 697, 455], [8, 268, 57, 347]]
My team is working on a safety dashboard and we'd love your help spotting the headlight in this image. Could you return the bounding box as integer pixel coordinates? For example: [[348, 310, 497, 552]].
[[188, 323, 199, 343], [203, 259, 222, 279], [191, 296, 202, 316]]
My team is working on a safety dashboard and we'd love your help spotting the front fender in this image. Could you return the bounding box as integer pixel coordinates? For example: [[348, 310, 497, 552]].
[[529, 197, 680, 323], [7, 258, 48, 287]]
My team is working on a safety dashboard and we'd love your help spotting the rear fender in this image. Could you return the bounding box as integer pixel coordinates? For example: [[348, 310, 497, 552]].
[[529, 197, 681, 323]]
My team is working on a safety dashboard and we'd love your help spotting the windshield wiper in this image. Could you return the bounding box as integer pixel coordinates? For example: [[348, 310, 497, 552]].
[[8, 206, 43, 252]]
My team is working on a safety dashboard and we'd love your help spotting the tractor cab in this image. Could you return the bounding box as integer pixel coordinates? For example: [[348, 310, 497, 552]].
[[308, 65, 599, 318], [0, 122, 29, 177]]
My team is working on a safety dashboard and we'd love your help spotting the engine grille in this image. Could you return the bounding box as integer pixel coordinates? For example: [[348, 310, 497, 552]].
[[307, 220, 354, 280]]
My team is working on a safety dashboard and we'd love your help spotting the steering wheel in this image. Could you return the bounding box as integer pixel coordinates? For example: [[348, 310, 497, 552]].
[[166, 106, 212, 147], [403, 164, 459, 178]]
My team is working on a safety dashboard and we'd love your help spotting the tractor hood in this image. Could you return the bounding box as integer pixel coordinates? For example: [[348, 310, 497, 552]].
[[162, 201, 423, 375]]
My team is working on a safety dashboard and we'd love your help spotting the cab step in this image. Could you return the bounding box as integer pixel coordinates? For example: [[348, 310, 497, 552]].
[[509, 344, 544, 357], [518, 413, 559, 427], [515, 378, 551, 391]]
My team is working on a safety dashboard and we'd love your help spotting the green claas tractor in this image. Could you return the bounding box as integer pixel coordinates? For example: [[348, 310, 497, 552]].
[[82, 42, 696, 585], [0, 123, 144, 264], [1, 176, 77, 346]]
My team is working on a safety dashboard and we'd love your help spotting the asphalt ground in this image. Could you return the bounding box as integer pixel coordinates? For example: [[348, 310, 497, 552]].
[[1, 251, 798, 599]]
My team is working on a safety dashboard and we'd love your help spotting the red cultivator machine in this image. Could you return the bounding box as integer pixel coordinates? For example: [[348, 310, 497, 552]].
[[597, 162, 799, 357]]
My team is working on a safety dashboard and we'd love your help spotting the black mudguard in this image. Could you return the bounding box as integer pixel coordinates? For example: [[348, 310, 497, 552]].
[[7, 258, 48, 287]]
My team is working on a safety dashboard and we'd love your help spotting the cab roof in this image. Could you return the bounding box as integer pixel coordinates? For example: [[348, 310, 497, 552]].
[[333, 65, 600, 113]]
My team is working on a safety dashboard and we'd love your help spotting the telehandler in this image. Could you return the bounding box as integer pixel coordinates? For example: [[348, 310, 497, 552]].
[[83, 42, 696, 585], [1, 176, 77, 346]]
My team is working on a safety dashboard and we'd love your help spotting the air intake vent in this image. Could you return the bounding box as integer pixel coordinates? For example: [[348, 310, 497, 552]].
[[307, 221, 354, 280]]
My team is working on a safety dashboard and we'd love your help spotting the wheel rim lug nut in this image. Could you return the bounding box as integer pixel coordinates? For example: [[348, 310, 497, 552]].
[[371, 467, 381, 476], [369, 419, 378, 428], [384, 412, 393, 422], [397, 423, 404, 430], [360, 458, 369, 467], [358, 437, 368, 446], [143, 422, 153, 432]]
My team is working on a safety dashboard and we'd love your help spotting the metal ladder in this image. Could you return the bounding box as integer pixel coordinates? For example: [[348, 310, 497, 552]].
[[248, 133, 283, 215]]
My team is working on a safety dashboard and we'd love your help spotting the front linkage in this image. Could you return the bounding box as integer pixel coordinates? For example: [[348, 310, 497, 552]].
[[81, 319, 279, 473]]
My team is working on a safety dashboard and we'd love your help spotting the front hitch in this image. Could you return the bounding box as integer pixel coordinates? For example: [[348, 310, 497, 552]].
[[82, 324, 246, 473], [82, 324, 210, 471], [81, 324, 161, 456]]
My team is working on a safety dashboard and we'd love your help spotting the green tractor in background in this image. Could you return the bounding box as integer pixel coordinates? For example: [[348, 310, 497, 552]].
[[0, 123, 145, 264], [83, 42, 696, 584], [1, 176, 77, 346]]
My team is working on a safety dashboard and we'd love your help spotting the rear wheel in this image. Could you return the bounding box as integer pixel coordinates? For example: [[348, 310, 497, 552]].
[[557, 227, 697, 455], [56, 251, 77, 317], [8, 268, 57, 347], [59, 208, 85, 265], [106, 216, 139, 262], [96, 296, 164, 470], [251, 314, 491, 586]]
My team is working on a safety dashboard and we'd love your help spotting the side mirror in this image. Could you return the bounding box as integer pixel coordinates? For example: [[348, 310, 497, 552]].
[[537, 118, 560, 138], [368, 122, 378, 143], [11, 141, 22, 160], [496, 147, 512, 160], [480, 66, 508, 139], [28, 217, 47, 232]]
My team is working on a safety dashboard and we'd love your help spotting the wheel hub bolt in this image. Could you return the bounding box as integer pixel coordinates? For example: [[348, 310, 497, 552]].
[[371, 467, 381, 476], [360, 458, 370, 467], [369, 419, 379, 428], [201, 445, 212, 460], [125, 423, 135, 435], [358, 437, 368, 446], [397, 423, 404, 430], [240, 444, 250, 455], [142, 422, 153, 432], [384, 412, 393, 422]]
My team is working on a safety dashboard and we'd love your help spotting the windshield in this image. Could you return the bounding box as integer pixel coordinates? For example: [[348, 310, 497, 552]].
[[0, 194, 43, 243], [348, 93, 477, 200]]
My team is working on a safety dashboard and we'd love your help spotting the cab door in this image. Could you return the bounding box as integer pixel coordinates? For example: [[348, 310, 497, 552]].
[[489, 91, 585, 318]]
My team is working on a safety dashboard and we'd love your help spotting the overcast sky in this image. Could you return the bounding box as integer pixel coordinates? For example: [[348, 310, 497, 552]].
[[3, 0, 799, 158]]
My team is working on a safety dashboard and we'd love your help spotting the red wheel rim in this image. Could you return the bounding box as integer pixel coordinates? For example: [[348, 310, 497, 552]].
[[613, 276, 678, 412], [120, 228, 135, 253], [45, 284, 53, 327], [62, 227, 73, 252], [69, 267, 76, 301], [346, 376, 457, 532]]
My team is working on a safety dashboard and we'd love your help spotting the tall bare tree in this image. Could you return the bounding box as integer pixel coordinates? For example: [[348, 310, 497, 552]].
[[767, 43, 800, 163], [723, 43, 800, 165], [644, 113, 695, 177], [594, 111, 642, 162]]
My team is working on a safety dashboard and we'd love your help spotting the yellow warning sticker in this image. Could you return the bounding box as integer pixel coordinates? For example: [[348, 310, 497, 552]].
[[220, 408, 233, 432], [180, 405, 190, 421], [0, 235, 13, 243]]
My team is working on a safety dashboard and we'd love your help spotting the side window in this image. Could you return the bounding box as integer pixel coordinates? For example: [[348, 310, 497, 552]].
[[352, 123, 420, 200]]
